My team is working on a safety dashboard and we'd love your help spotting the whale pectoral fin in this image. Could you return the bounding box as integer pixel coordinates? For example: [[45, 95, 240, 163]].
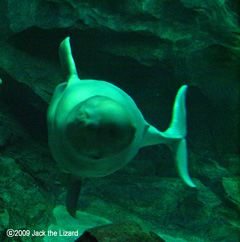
[[59, 37, 78, 82], [66, 174, 82, 218]]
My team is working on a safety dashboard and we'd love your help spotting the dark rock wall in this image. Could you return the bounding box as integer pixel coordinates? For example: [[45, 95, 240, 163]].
[[0, 0, 239, 241]]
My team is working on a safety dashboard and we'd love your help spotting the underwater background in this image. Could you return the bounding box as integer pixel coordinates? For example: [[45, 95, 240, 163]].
[[0, 0, 239, 241]]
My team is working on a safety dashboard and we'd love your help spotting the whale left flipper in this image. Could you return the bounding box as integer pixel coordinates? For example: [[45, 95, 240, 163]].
[[47, 37, 196, 218]]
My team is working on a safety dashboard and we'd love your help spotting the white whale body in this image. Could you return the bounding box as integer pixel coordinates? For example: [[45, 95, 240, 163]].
[[47, 37, 196, 217]]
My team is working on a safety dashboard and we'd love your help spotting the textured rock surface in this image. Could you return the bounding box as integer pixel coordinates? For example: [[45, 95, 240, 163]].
[[0, 0, 239, 241], [44, 205, 111, 242], [76, 221, 166, 242]]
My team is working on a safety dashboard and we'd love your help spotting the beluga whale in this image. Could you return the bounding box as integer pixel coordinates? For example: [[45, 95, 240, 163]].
[[47, 37, 196, 218]]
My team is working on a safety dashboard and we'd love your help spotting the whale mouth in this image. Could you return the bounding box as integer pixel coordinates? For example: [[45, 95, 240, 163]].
[[65, 95, 136, 159]]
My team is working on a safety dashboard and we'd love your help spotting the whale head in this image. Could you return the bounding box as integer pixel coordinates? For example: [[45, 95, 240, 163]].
[[65, 95, 136, 160]]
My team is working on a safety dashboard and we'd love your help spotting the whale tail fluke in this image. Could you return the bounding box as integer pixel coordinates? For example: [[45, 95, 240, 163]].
[[164, 85, 196, 188], [164, 85, 187, 139], [141, 85, 196, 188]]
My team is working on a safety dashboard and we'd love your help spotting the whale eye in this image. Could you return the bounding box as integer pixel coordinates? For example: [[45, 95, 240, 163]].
[[88, 152, 104, 160]]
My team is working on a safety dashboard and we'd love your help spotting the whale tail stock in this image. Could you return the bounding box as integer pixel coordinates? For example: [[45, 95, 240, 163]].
[[141, 85, 196, 188]]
